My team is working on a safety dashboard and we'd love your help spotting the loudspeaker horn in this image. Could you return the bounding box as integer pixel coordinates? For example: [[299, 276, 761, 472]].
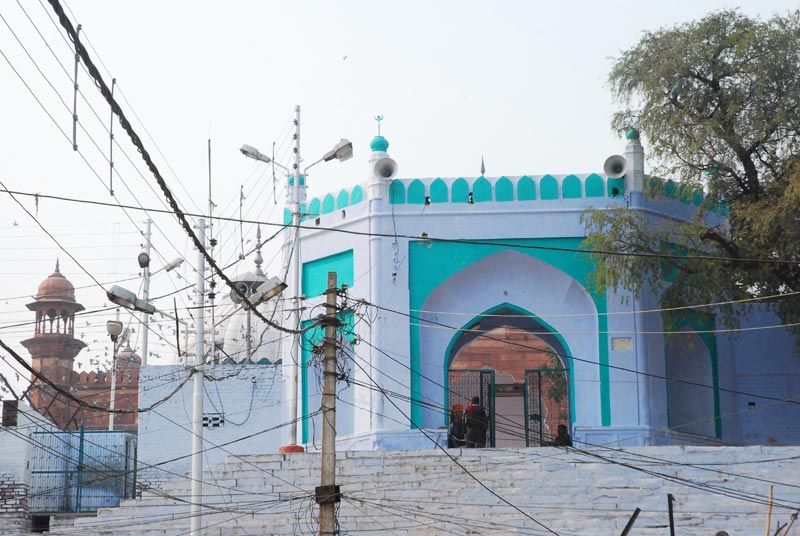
[[372, 157, 398, 180], [603, 155, 627, 178]]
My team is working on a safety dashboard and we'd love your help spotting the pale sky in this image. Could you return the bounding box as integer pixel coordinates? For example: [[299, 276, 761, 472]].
[[0, 0, 794, 395]]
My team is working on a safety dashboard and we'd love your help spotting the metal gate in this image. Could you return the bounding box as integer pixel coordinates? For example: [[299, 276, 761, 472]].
[[525, 368, 570, 446], [447, 369, 494, 447], [30, 427, 137, 513]]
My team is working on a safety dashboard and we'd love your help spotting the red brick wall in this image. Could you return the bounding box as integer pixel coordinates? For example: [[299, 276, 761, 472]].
[[451, 326, 558, 382]]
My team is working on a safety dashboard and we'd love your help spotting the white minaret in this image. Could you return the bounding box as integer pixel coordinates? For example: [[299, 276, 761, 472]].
[[367, 117, 398, 199], [624, 128, 646, 208]]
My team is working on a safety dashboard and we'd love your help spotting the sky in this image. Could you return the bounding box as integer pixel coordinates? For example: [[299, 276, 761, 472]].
[[0, 0, 795, 396]]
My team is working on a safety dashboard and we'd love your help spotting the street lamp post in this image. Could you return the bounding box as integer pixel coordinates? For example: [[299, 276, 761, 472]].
[[106, 319, 123, 431], [240, 105, 352, 447], [108, 245, 286, 536]]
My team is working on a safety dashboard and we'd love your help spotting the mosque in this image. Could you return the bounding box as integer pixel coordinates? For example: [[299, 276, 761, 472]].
[[280, 129, 799, 449]]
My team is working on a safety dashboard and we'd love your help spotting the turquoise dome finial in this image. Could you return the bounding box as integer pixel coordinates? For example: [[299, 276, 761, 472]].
[[370, 135, 389, 152], [371, 114, 389, 152], [626, 128, 640, 141]]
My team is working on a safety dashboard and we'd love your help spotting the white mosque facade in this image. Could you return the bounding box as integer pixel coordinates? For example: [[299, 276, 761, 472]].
[[280, 131, 799, 450]]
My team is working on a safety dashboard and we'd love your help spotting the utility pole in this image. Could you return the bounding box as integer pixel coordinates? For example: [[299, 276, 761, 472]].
[[317, 271, 339, 535], [289, 104, 302, 445], [190, 218, 206, 536], [140, 218, 152, 365]]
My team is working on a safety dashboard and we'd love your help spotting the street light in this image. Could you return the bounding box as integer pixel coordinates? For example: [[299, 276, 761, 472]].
[[240, 145, 291, 172], [106, 320, 124, 431], [240, 108, 351, 449], [106, 285, 191, 361], [304, 138, 353, 172], [107, 285, 156, 315]]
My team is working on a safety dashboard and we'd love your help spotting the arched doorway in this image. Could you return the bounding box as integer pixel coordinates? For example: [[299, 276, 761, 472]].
[[446, 306, 571, 447]]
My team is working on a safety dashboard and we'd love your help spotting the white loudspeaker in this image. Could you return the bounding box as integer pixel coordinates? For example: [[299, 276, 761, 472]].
[[603, 155, 627, 179], [372, 157, 398, 180]]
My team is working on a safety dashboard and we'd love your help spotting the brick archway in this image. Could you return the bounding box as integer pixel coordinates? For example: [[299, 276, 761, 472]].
[[450, 326, 564, 447]]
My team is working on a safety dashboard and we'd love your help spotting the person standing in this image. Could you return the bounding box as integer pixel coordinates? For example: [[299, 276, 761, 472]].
[[448, 405, 466, 448], [464, 396, 489, 448]]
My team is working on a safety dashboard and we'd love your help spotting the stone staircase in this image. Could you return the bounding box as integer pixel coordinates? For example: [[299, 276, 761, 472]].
[[49, 446, 800, 535]]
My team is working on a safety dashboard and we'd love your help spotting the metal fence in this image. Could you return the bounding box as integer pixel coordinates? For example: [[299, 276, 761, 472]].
[[30, 427, 136, 513]]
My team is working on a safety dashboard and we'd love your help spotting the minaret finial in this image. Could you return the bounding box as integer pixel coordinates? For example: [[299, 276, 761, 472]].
[[55, 258, 60, 273], [480, 156, 486, 177], [254, 224, 263, 275], [374, 115, 383, 136]]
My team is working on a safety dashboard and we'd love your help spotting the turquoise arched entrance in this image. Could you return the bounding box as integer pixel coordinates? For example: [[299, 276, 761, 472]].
[[445, 304, 573, 447]]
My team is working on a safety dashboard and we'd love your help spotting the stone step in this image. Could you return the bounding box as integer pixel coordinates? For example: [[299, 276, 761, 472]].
[[43, 446, 800, 536]]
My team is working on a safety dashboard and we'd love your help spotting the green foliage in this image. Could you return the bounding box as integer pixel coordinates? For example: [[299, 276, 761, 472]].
[[540, 352, 567, 404], [585, 10, 800, 326]]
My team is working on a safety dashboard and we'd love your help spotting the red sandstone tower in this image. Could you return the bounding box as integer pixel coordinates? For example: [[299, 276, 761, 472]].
[[21, 262, 140, 431]]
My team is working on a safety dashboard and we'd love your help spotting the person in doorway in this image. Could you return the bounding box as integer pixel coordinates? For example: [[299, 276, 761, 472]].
[[448, 404, 466, 448], [464, 396, 489, 448], [553, 423, 572, 447]]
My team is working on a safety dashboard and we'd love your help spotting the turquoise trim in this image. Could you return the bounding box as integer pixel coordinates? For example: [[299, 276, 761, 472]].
[[302, 250, 354, 298], [336, 189, 349, 209], [389, 180, 405, 204], [307, 198, 320, 220], [322, 194, 335, 214], [443, 303, 576, 428], [664, 310, 721, 438], [664, 180, 677, 198], [495, 177, 513, 201], [517, 176, 536, 201], [351, 186, 364, 205], [288, 175, 306, 187], [679, 184, 692, 203], [473, 177, 492, 203], [301, 311, 355, 443], [562, 175, 581, 199], [408, 237, 611, 427], [540, 175, 558, 200], [692, 188, 704, 206], [408, 179, 426, 204], [585, 174, 604, 198], [608, 177, 625, 197], [283, 208, 292, 226], [430, 179, 448, 203], [300, 318, 315, 444], [452, 178, 469, 203]]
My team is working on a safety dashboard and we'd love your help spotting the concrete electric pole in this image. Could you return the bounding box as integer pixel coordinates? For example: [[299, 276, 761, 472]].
[[317, 271, 340, 535]]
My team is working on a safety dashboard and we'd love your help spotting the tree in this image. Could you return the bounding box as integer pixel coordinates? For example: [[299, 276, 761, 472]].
[[583, 10, 800, 326]]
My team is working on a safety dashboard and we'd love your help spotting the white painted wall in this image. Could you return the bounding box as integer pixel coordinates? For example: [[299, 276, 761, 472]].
[[136, 364, 285, 488]]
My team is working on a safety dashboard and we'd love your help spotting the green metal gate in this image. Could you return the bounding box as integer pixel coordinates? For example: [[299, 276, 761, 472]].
[[524, 368, 570, 446], [447, 369, 495, 447]]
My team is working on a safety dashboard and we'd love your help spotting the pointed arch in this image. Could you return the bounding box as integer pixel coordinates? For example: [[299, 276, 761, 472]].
[[585, 174, 604, 198], [517, 176, 536, 201], [452, 178, 469, 203], [562, 175, 582, 198], [495, 177, 514, 201], [540, 175, 558, 200], [430, 179, 448, 203], [389, 180, 405, 204], [472, 177, 492, 203], [336, 189, 349, 209], [408, 180, 426, 204]]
